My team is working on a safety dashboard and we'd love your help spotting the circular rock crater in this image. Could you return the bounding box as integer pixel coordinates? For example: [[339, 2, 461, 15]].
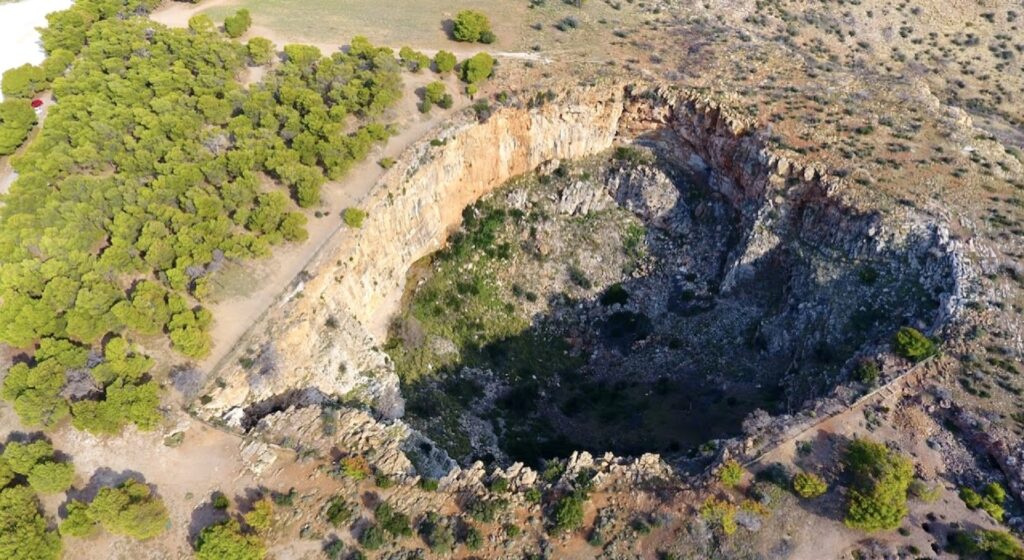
[[382, 89, 959, 470], [212, 85, 964, 476]]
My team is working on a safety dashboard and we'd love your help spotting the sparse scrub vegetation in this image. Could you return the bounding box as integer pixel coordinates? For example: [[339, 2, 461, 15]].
[[959, 482, 1007, 521]]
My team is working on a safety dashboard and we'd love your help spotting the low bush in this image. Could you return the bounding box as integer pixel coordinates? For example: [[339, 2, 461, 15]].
[[700, 497, 737, 535], [452, 11, 494, 43], [960, 482, 1007, 521], [843, 438, 914, 531], [324, 496, 355, 527], [893, 327, 937, 362], [343, 208, 368, 228], [223, 9, 251, 38], [718, 459, 744, 488], [374, 502, 412, 537], [792, 472, 828, 498], [948, 529, 1024, 559], [0, 99, 37, 155]]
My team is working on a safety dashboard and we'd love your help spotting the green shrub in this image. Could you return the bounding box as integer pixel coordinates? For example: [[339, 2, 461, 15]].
[[718, 459, 744, 488], [855, 359, 880, 385], [489, 476, 509, 493], [2, 64, 46, 98], [893, 327, 937, 362], [961, 482, 1007, 521], [842, 438, 914, 531], [948, 529, 1024, 559], [908, 479, 941, 502], [247, 37, 274, 64], [0, 486, 61, 559], [424, 81, 447, 104], [243, 499, 273, 534], [792, 472, 828, 498], [271, 488, 296, 507], [212, 491, 230, 509], [324, 496, 355, 527], [421, 513, 455, 553], [343, 208, 368, 228], [984, 482, 1007, 503], [63, 480, 169, 540], [188, 14, 215, 33], [398, 46, 431, 72], [3, 440, 57, 475], [700, 497, 737, 535], [0, 459, 12, 488], [464, 524, 483, 550], [434, 50, 457, 73], [223, 9, 251, 38], [195, 520, 265, 560], [26, 461, 74, 494], [359, 523, 387, 550], [461, 52, 495, 84], [0, 99, 37, 155], [468, 496, 508, 523], [419, 478, 439, 491], [452, 11, 493, 43], [551, 491, 585, 534], [374, 502, 412, 537]]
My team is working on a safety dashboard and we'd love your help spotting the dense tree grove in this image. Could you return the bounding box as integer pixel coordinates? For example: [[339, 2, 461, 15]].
[[61, 479, 169, 540], [0, 0, 402, 432], [0, 439, 74, 560], [1, 439, 75, 495], [0, 486, 61, 560]]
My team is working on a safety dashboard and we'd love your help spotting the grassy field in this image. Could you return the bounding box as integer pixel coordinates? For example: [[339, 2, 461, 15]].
[[201, 0, 536, 50]]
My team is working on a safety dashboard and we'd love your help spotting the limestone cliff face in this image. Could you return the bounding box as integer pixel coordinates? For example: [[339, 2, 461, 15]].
[[335, 91, 627, 332], [202, 85, 627, 425]]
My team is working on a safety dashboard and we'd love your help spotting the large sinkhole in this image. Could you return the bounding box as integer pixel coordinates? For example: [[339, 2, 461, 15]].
[[383, 142, 946, 469]]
